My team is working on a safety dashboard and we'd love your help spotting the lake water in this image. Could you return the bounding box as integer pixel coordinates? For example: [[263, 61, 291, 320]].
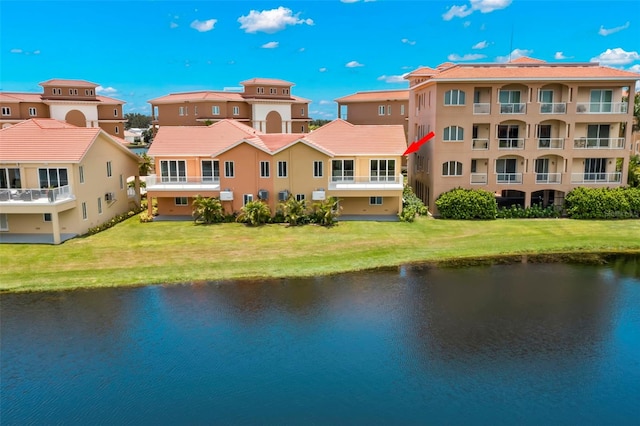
[[1, 260, 639, 425]]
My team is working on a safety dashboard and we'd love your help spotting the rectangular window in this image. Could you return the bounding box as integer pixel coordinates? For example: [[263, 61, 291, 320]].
[[370, 159, 396, 181], [175, 197, 188, 206], [471, 159, 477, 173], [179, 106, 186, 116], [194, 106, 198, 116], [43, 213, 52, 222], [283, 88, 289, 95], [387, 105, 391, 115], [79, 166, 85, 184], [277, 161, 288, 177], [114, 108, 118, 117], [1, 107, 11, 116], [296, 194, 305, 202], [53, 88, 61, 95], [97, 197, 103, 214], [212, 106, 220, 115], [201, 160, 220, 181], [233, 106, 240, 116], [313, 160, 323, 178], [257, 87, 264, 94], [85, 89, 91, 95], [332, 159, 354, 182], [38, 168, 68, 188], [0, 214, 7, 231], [119, 174, 124, 190], [224, 161, 235, 178], [301, 107, 305, 115], [400, 105, 405, 115], [28, 107, 37, 116], [378, 105, 385, 115], [82, 202, 88, 220], [160, 160, 187, 182], [107, 161, 112, 177], [270, 88, 277, 94], [369, 196, 383, 205], [590, 89, 613, 113], [260, 161, 270, 178], [0, 168, 21, 189], [243, 194, 253, 205]]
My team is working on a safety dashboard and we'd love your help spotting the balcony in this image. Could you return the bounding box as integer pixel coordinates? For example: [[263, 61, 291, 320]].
[[576, 102, 628, 114], [473, 103, 490, 114], [470, 173, 488, 184], [496, 173, 523, 184], [0, 185, 74, 204], [540, 103, 567, 114], [328, 174, 403, 191], [472, 139, 489, 150], [499, 103, 526, 114], [573, 138, 625, 149], [498, 138, 525, 150], [537, 138, 565, 149], [145, 175, 221, 191], [571, 172, 621, 184], [535, 173, 562, 184]]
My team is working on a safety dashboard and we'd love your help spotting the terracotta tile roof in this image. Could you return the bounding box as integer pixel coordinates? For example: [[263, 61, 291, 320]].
[[335, 89, 409, 103], [0, 119, 136, 162], [509, 56, 547, 64], [240, 78, 294, 86], [258, 134, 306, 151], [0, 92, 43, 103], [148, 91, 245, 104], [39, 79, 100, 87], [95, 95, 126, 104]]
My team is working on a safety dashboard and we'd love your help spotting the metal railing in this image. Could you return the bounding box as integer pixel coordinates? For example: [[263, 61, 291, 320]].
[[330, 175, 402, 184], [498, 138, 525, 150], [576, 102, 628, 114], [499, 103, 526, 114], [535, 173, 562, 184], [573, 138, 625, 149], [473, 103, 490, 114], [537, 138, 565, 149], [496, 173, 523, 184], [0, 185, 73, 203], [146, 175, 221, 186], [571, 172, 621, 184], [539, 103, 567, 114], [472, 139, 489, 150], [470, 173, 488, 184]]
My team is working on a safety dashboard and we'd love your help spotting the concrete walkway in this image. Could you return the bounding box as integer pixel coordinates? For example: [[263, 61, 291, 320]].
[[0, 233, 78, 244]]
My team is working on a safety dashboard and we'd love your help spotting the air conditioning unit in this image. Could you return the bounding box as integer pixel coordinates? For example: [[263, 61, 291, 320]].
[[105, 192, 115, 202], [278, 190, 289, 201], [258, 189, 269, 200], [219, 191, 233, 201]]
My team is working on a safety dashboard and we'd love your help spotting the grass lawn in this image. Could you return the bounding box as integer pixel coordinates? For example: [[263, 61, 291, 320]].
[[1, 216, 639, 293]]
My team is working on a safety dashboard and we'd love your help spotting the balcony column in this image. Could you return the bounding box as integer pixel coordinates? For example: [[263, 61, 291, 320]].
[[147, 195, 154, 216], [51, 210, 61, 245]]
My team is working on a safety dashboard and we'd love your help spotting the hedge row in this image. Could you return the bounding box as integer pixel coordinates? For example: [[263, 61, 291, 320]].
[[565, 187, 640, 219]]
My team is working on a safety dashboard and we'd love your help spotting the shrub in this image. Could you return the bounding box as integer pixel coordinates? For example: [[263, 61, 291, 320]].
[[565, 187, 640, 219], [435, 188, 497, 220], [279, 195, 309, 226], [497, 203, 561, 219], [310, 197, 341, 226], [139, 211, 154, 223], [236, 200, 271, 226], [88, 208, 143, 234], [399, 185, 428, 222], [192, 195, 225, 224]]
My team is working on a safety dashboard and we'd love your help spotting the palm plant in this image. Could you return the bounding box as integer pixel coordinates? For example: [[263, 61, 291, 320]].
[[280, 195, 308, 226], [236, 200, 271, 226], [138, 153, 153, 176], [311, 197, 340, 226], [192, 195, 225, 224], [628, 155, 640, 188]]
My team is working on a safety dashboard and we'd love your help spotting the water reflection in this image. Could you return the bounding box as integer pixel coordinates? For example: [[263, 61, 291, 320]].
[[1, 260, 639, 425]]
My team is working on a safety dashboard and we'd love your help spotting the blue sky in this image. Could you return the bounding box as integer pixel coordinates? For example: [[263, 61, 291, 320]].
[[1, 0, 639, 120]]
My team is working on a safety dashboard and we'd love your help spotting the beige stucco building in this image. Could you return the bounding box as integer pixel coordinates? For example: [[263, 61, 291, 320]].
[[405, 57, 640, 214], [0, 119, 141, 244], [0, 79, 127, 137], [335, 89, 409, 137], [146, 119, 407, 219], [148, 78, 312, 134]]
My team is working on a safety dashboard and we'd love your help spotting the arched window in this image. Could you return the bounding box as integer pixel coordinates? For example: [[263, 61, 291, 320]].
[[442, 161, 463, 176], [444, 89, 466, 105], [443, 126, 464, 141]]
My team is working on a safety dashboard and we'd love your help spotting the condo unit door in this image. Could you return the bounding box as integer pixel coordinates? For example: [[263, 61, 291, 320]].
[[535, 158, 549, 182], [496, 158, 517, 182], [590, 90, 612, 113], [587, 124, 609, 148], [584, 158, 606, 181], [537, 125, 552, 148], [160, 160, 187, 183], [332, 160, 354, 182], [498, 125, 520, 148]]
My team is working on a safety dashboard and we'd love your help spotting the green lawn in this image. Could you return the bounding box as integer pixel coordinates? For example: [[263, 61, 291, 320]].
[[1, 216, 639, 293]]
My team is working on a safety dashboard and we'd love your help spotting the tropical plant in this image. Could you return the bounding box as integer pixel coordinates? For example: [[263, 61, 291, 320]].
[[399, 184, 428, 222], [192, 195, 225, 224], [236, 200, 271, 226], [280, 195, 308, 226], [138, 153, 153, 176], [628, 155, 640, 188], [311, 197, 341, 226]]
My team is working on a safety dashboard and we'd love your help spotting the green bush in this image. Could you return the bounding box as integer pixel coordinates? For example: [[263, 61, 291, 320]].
[[497, 203, 561, 219], [310, 197, 340, 226], [236, 200, 271, 226], [399, 185, 428, 222], [565, 187, 640, 219], [279, 196, 309, 226], [88, 208, 143, 234], [435, 188, 497, 220]]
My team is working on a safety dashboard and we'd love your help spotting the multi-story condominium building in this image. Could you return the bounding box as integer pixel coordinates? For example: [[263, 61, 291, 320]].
[[148, 78, 312, 133], [405, 57, 640, 214], [335, 89, 409, 136], [0, 79, 127, 137], [0, 119, 141, 244], [146, 119, 406, 219]]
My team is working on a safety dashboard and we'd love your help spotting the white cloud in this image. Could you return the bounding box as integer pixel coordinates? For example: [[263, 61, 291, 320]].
[[10, 49, 23, 54], [401, 38, 416, 45], [170, 22, 179, 29], [33, 50, 40, 55], [591, 48, 640, 65], [554, 51, 568, 60], [299, 47, 305, 52], [629, 64, 640, 73], [96, 86, 118, 95], [472, 40, 488, 49], [319, 67, 327, 72], [340, 0, 360, 2], [377, 75, 407, 83], [443, 0, 511, 21], [346, 61, 364, 68], [238, 7, 314, 34], [496, 48, 532, 63], [261, 41, 279, 49], [319, 100, 332, 105], [448, 53, 486, 61], [190, 19, 217, 32], [598, 21, 630, 36]]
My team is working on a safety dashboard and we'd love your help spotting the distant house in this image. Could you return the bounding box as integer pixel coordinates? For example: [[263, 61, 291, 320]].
[[148, 78, 312, 133], [0, 119, 142, 244], [335, 89, 409, 137], [146, 119, 407, 219], [0, 79, 127, 137]]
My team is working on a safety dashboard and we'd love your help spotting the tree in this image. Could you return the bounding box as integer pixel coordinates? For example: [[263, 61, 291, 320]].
[[192, 196, 225, 224], [124, 113, 152, 130], [236, 200, 271, 226], [309, 119, 331, 130], [138, 153, 153, 176], [634, 92, 640, 132]]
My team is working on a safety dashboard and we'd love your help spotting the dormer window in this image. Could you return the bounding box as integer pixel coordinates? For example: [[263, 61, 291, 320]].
[[257, 87, 264, 94], [53, 88, 62, 95], [270, 88, 277, 94], [85, 89, 94, 96], [283, 88, 289, 95], [69, 88, 78, 95]]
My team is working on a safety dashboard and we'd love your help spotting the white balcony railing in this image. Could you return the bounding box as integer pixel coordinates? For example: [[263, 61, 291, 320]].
[[470, 173, 488, 184], [498, 138, 525, 150], [571, 172, 621, 184], [573, 138, 625, 149], [499, 103, 526, 114], [473, 103, 490, 114], [537, 138, 565, 149], [539, 103, 567, 114], [0, 185, 73, 203], [329, 174, 403, 190], [496, 173, 523, 184], [576, 102, 628, 114], [145, 174, 221, 191], [472, 139, 489, 150], [535, 173, 562, 184]]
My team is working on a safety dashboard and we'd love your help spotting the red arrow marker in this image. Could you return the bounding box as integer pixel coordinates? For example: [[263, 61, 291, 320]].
[[403, 131, 434, 155]]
